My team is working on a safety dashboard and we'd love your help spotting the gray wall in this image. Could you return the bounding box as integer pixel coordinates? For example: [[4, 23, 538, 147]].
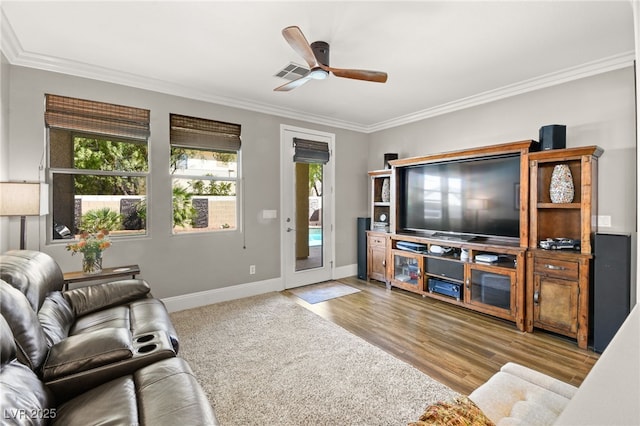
[[4, 65, 368, 298], [2, 63, 635, 302]]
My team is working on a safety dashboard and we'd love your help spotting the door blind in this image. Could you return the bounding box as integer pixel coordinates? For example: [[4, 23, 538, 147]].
[[293, 137, 330, 164]]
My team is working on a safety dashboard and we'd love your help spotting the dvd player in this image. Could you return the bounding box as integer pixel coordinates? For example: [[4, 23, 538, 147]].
[[397, 241, 428, 253], [475, 254, 499, 263]]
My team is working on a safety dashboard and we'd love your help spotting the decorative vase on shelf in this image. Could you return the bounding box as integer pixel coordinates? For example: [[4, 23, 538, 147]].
[[549, 164, 574, 203], [82, 252, 103, 274], [381, 178, 391, 203]]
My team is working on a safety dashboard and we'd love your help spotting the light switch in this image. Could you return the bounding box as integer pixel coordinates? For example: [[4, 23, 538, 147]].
[[262, 210, 278, 219], [597, 215, 612, 227]]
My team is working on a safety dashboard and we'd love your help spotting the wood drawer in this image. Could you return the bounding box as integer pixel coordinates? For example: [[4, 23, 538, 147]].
[[534, 257, 579, 280], [368, 235, 387, 247]]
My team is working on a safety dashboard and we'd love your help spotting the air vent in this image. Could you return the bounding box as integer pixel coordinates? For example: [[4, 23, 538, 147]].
[[274, 62, 309, 81]]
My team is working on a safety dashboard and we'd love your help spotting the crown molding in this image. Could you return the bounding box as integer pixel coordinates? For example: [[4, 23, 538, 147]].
[[365, 51, 635, 133], [2, 9, 634, 134]]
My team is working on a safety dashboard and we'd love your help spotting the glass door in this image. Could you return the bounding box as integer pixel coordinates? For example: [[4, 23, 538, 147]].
[[293, 162, 324, 271], [391, 250, 424, 294], [467, 264, 515, 315], [281, 125, 334, 289]]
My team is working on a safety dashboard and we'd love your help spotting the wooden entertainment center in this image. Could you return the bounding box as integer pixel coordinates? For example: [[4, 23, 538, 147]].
[[367, 140, 602, 348]]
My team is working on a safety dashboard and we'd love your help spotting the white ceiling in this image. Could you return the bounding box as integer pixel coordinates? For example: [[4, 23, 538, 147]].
[[1, 1, 635, 133]]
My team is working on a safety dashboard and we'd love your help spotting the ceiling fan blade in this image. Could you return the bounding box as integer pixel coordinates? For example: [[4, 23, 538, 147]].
[[319, 64, 388, 83], [282, 26, 318, 69], [274, 74, 313, 92]]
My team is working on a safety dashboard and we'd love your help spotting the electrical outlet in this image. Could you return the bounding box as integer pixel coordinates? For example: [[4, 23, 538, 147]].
[[249, 265, 256, 275]]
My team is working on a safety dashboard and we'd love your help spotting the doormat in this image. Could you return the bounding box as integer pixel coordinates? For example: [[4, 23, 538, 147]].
[[289, 281, 361, 304]]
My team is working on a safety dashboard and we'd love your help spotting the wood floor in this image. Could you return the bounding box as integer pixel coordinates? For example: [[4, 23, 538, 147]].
[[283, 276, 599, 395]]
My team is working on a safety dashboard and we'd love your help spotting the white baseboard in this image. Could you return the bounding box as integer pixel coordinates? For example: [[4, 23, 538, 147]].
[[334, 263, 357, 280], [162, 277, 283, 313], [162, 264, 358, 313]]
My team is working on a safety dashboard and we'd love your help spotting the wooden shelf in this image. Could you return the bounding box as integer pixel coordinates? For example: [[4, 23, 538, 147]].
[[369, 170, 392, 237], [527, 146, 602, 349], [368, 169, 393, 177], [423, 289, 466, 306], [537, 202, 581, 209], [424, 273, 464, 284]]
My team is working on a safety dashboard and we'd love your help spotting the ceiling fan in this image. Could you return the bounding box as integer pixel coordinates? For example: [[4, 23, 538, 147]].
[[274, 26, 388, 92]]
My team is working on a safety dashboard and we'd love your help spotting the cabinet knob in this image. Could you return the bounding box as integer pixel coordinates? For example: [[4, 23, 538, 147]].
[[534, 290, 540, 304], [382, 260, 386, 267]]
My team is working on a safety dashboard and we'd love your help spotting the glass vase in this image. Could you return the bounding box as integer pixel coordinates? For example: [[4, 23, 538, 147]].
[[82, 252, 103, 274]]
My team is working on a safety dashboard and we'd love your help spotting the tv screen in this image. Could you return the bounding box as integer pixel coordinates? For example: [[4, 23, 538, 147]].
[[398, 154, 521, 239]]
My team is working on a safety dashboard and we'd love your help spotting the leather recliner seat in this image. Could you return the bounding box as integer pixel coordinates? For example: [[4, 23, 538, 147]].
[[0, 249, 218, 424], [0, 315, 218, 425], [0, 250, 182, 398]]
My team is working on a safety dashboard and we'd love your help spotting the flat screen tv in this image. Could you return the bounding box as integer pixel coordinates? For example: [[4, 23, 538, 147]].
[[397, 154, 521, 241]]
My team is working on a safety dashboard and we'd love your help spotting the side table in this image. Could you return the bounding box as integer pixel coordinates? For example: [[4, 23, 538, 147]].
[[63, 264, 141, 290]]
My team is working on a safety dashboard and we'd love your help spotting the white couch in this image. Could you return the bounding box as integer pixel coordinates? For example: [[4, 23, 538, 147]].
[[469, 362, 578, 425]]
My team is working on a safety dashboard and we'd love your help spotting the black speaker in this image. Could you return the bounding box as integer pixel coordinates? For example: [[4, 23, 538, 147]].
[[384, 153, 398, 169], [539, 125, 566, 150], [425, 257, 464, 281], [357, 217, 371, 280], [592, 233, 631, 353]]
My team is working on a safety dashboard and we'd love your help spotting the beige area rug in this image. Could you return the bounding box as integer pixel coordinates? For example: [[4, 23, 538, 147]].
[[289, 280, 361, 304], [170, 292, 459, 425]]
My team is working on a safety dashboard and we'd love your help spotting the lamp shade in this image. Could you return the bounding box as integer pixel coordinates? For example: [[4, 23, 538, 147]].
[[0, 182, 49, 216]]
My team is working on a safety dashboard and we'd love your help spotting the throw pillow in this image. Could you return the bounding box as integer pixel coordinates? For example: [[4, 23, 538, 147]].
[[409, 396, 495, 426]]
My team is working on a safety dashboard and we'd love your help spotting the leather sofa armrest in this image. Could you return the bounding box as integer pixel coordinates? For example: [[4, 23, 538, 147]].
[[42, 328, 133, 382], [63, 279, 151, 317], [44, 331, 177, 401]]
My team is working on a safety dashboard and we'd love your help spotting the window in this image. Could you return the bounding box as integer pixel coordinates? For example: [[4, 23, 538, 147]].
[[46, 94, 150, 240], [169, 114, 241, 233]]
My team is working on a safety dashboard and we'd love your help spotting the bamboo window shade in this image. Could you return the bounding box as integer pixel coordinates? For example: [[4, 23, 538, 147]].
[[293, 137, 330, 164], [45, 94, 150, 140], [170, 114, 241, 151]]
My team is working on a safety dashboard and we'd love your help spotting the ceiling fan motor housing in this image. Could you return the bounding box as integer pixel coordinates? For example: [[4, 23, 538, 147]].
[[311, 41, 330, 66]]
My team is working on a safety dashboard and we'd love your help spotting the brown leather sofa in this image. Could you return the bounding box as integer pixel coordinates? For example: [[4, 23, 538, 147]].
[[0, 250, 218, 425]]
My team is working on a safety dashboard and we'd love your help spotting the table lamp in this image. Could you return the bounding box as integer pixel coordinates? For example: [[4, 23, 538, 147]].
[[0, 182, 49, 249]]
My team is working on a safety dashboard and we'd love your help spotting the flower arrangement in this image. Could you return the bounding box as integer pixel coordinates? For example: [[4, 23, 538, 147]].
[[66, 230, 112, 255], [66, 230, 112, 273]]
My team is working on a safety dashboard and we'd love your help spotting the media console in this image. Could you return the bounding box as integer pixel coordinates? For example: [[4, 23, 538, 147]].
[[366, 141, 602, 348], [388, 233, 527, 331]]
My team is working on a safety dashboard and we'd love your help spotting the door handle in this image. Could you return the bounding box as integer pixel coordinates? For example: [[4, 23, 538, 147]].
[[544, 264, 566, 271], [286, 227, 296, 232]]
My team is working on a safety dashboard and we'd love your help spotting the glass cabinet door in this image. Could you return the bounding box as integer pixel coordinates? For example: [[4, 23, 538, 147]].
[[468, 266, 514, 313], [392, 252, 423, 293]]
